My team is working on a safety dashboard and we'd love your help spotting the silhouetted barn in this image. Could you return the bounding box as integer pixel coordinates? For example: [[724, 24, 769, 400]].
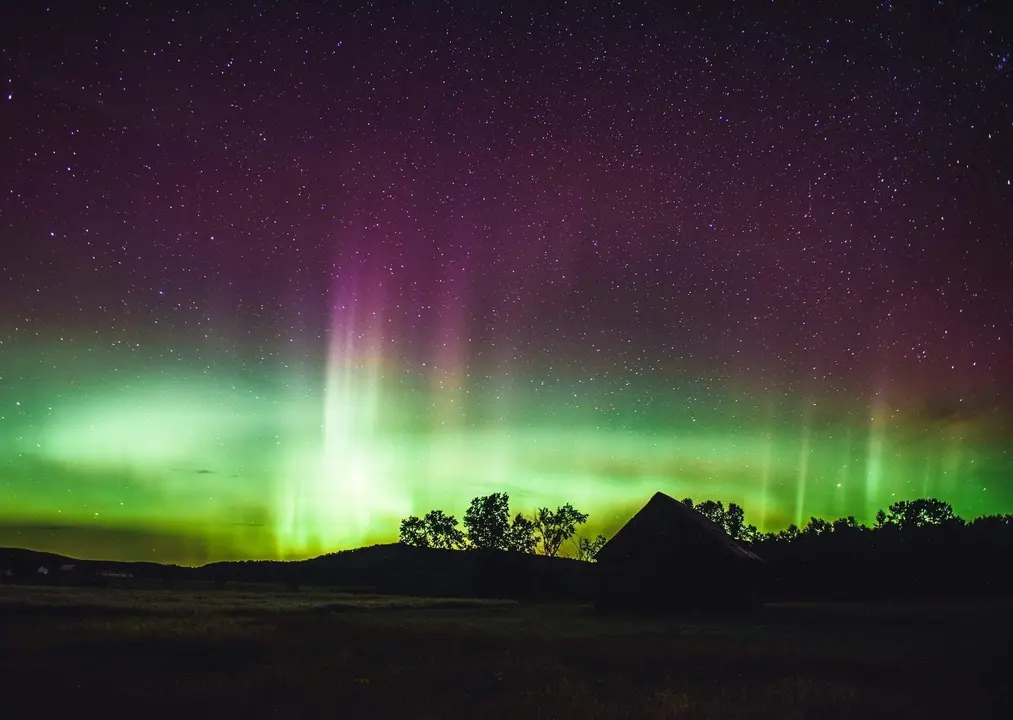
[[594, 492, 764, 614]]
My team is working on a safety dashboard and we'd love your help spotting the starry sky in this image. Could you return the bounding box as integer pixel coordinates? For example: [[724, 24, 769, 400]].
[[1, 1, 1012, 564]]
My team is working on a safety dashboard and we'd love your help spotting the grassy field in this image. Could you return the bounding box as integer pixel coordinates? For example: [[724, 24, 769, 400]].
[[1, 584, 1009, 718]]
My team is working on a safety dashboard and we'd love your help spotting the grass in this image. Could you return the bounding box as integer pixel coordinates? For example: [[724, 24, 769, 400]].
[[1, 584, 1008, 718]]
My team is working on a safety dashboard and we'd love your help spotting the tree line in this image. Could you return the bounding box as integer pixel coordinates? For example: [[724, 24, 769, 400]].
[[399, 493, 608, 560], [401, 493, 1013, 562], [681, 495, 1012, 551]]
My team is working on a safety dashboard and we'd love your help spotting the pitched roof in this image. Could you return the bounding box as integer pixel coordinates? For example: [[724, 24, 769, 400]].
[[595, 492, 763, 563]]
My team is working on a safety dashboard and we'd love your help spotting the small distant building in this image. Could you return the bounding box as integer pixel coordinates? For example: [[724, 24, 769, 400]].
[[594, 492, 765, 614], [95, 570, 134, 579], [58, 564, 76, 573], [36, 566, 49, 576]]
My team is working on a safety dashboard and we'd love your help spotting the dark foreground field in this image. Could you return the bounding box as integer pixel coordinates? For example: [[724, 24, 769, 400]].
[[1, 585, 1009, 719]]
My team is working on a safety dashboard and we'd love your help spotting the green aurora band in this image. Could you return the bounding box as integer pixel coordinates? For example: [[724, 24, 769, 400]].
[[1, 335, 1010, 565]]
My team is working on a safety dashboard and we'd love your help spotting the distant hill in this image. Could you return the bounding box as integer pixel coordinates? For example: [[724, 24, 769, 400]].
[[1, 547, 174, 578], [0, 544, 596, 601], [204, 544, 595, 600]]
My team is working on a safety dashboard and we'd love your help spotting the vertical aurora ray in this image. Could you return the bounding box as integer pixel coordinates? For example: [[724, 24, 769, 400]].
[[794, 401, 812, 526], [835, 429, 853, 519], [921, 453, 933, 500], [865, 394, 888, 521], [423, 256, 472, 513], [939, 434, 964, 506], [273, 269, 412, 556], [756, 402, 776, 531]]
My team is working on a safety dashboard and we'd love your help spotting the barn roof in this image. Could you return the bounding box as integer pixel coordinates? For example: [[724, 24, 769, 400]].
[[595, 492, 763, 564]]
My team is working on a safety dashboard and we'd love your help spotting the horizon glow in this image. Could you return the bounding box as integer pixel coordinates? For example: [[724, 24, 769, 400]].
[[1, 326, 1009, 565]]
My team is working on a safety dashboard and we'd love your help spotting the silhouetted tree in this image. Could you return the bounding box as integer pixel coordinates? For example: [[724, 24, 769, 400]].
[[724, 503, 746, 539], [533, 503, 589, 557], [399, 510, 466, 549], [739, 524, 762, 544], [574, 534, 608, 562], [694, 499, 725, 527], [505, 513, 538, 553], [876, 498, 959, 531], [801, 517, 833, 537], [832, 516, 862, 533], [399, 515, 430, 547], [423, 510, 466, 549], [464, 493, 512, 550], [775, 523, 801, 542], [684, 498, 749, 540], [874, 509, 888, 528]]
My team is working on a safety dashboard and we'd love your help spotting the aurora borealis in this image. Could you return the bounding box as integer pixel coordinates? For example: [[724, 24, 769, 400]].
[[1, 1, 1012, 564]]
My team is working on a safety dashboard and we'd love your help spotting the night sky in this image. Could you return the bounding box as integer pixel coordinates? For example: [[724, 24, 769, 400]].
[[2, 1, 1012, 564]]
